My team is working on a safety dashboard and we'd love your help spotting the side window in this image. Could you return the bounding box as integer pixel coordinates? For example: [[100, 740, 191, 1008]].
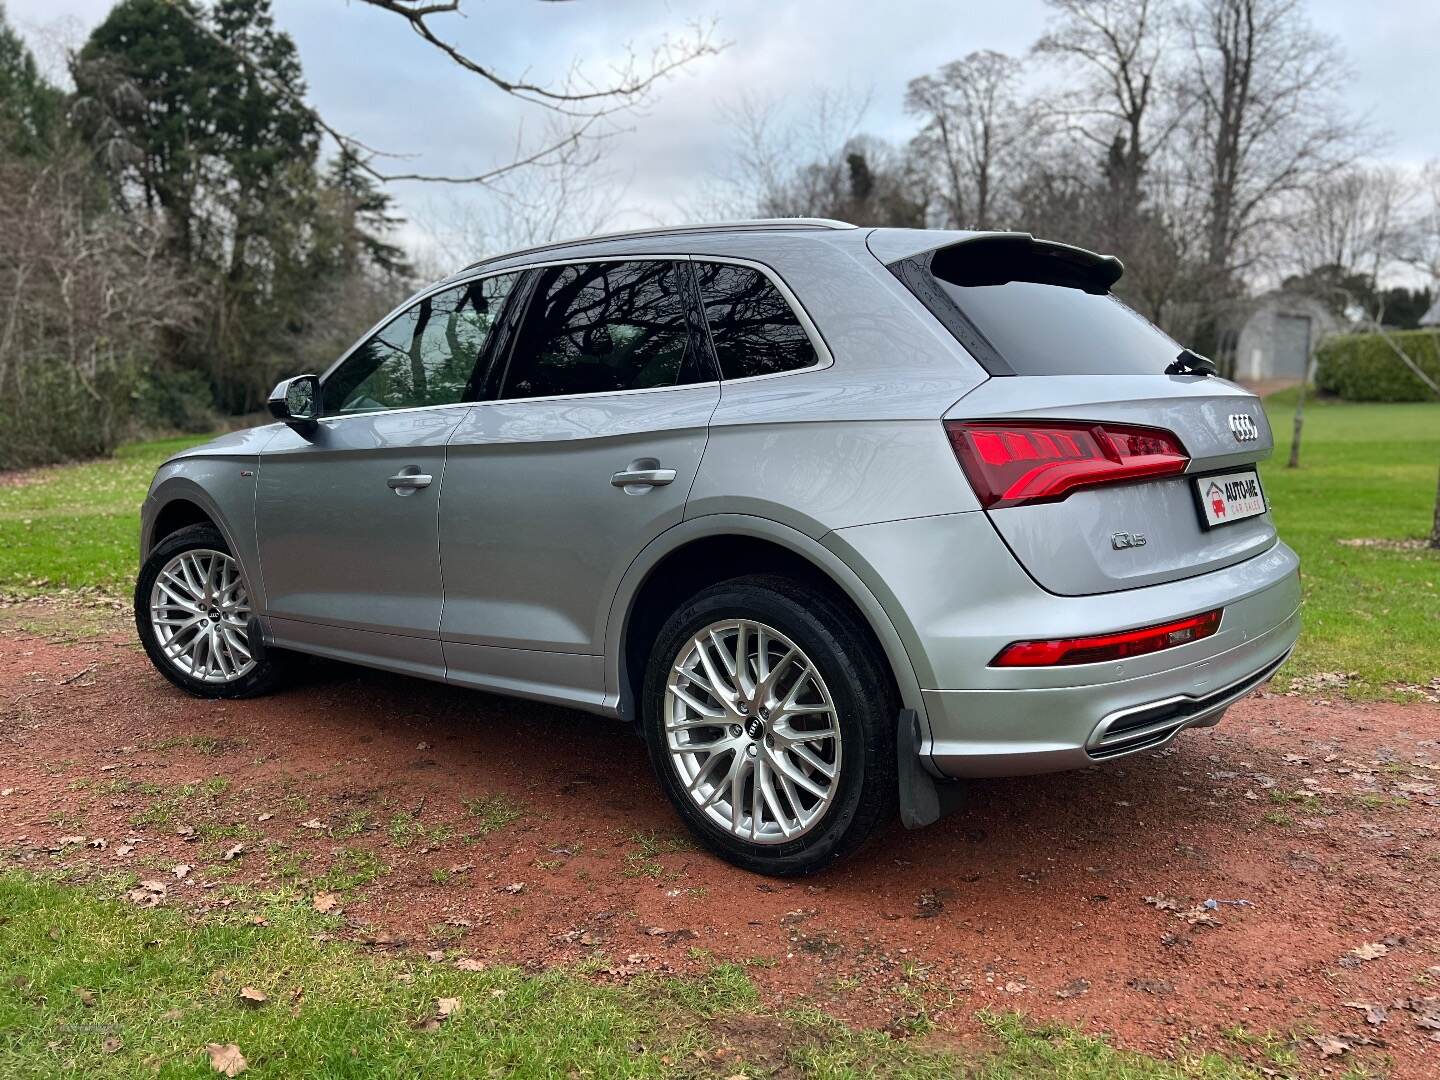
[[501, 260, 704, 400], [322, 274, 517, 414], [695, 263, 818, 379]]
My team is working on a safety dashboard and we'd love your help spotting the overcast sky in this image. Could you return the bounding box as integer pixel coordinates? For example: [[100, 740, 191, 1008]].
[[10, 0, 1439, 267]]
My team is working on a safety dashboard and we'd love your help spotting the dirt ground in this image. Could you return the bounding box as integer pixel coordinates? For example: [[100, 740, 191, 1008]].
[[3, 602, 1438, 1077]]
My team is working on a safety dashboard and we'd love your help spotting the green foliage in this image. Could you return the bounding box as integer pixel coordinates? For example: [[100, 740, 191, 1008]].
[[131, 369, 219, 435], [1314, 329, 1440, 402], [0, 3, 63, 155], [71, 0, 406, 418]]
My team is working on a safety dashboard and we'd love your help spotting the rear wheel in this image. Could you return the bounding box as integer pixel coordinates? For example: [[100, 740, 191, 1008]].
[[641, 575, 897, 875], [134, 524, 286, 699]]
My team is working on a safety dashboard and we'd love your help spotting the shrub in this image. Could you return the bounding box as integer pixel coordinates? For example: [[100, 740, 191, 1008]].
[[1314, 330, 1440, 402], [132, 369, 219, 435]]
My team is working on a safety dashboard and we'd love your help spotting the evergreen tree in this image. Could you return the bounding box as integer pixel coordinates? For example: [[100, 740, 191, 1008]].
[[0, 3, 63, 156]]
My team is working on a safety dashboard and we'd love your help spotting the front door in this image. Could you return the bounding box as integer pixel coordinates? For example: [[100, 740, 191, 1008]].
[[439, 259, 719, 704], [256, 273, 519, 675]]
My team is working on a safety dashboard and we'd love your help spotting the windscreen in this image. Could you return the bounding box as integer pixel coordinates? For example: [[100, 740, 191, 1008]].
[[891, 238, 1184, 377]]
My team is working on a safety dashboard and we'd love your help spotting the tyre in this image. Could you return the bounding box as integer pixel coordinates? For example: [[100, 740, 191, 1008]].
[[641, 574, 898, 875], [134, 523, 286, 699]]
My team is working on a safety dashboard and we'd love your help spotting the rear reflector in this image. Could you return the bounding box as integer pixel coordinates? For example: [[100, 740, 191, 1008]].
[[991, 609, 1223, 667], [945, 419, 1188, 508]]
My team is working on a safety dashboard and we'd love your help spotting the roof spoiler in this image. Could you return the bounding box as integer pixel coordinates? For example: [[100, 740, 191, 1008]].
[[905, 233, 1124, 295]]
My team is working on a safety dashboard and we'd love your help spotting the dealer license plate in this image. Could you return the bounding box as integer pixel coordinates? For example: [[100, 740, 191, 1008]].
[[1195, 470, 1267, 528]]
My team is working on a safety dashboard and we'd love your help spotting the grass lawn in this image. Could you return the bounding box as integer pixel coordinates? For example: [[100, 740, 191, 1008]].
[[1, 401, 1437, 697], [0, 870, 1265, 1078], [1261, 390, 1440, 697], [0, 435, 211, 596]]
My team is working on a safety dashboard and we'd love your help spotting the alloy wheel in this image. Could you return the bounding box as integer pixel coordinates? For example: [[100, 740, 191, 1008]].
[[148, 548, 256, 684], [664, 619, 842, 844]]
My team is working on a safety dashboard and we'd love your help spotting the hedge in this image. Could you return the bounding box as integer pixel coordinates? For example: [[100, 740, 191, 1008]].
[[1314, 329, 1440, 402]]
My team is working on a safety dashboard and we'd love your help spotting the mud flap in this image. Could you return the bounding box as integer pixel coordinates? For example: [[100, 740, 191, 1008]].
[[896, 708, 964, 829], [244, 615, 268, 664]]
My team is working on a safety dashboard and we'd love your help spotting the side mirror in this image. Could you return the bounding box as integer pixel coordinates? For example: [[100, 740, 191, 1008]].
[[267, 374, 320, 435]]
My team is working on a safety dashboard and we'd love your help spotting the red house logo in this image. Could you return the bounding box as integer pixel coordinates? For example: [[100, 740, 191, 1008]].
[[1206, 481, 1226, 518]]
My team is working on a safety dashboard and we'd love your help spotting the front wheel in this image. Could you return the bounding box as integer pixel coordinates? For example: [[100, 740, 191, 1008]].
[[641, 575, 897, 875], [134, 524, 286, 699]]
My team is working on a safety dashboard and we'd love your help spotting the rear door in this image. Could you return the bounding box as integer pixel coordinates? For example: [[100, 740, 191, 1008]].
[[438, 258, 719, 703], [890, 235, 1277, 596]]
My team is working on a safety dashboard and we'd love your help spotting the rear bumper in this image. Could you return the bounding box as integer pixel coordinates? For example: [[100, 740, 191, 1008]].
[[823, 511, 1301, 779]]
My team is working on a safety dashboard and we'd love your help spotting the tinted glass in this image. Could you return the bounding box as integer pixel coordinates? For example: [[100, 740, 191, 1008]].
[[323, 274, 516, 414], [930, 278, 1181, 377], [696, 263, 817, 379], [501, 261, 702, 399]]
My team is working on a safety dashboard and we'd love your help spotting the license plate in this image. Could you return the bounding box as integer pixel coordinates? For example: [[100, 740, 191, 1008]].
[[1195, 469, 1267, 528]]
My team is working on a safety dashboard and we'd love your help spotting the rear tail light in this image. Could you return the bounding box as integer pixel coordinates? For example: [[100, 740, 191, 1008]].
[[992, 609, 1222, 667], [944, 419, 1189, 508]]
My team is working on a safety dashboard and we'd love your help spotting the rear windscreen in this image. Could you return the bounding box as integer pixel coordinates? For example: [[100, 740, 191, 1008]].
[[891, 240, 1184, 377]]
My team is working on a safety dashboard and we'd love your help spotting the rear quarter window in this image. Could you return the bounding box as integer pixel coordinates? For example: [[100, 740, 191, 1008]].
[[695, 262, 817, 379]]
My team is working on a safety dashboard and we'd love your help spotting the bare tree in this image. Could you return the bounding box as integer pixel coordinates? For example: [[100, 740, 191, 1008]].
[[1399, 160, 1440, 287], [0, 147, 195, 466], [163, 0, 722, 189], [1287, 165, 1413, 288], [419, 119, 624, 269], [904, 50, 1025, 229], [1034, 0, 1179, 204], [1178, 0, 1357, 282]]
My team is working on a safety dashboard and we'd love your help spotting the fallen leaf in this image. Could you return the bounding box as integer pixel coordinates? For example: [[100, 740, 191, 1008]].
[[256, 813, 273, 823], [74, 988, 96, 1006], [311, 892, 339, 913], [102, 1036, 122, 1054], [1308, 1034, 1350, 1058], [436, 996, 461, 1019], [161, 1008, 184, 1021], [1343, 1001, 1388, 1025], [504, 882, 525, 895], [1002, 980, 1026, 994], [454, 958, 486, 972], [300, 819, 324, 830], [115, 844, 135, 857], [425, 949, 446, 962], [1349, 942, 1389, 962], [1055, 978, 1090, 999], [174, 864, 192, 879], [88, 838, 107, 849], [222, 844, 245, 862], [1143, 894, 1183, 911], [56, 835, 85, 846], [206, 1042, 248, 1076], [125, 881, 167, 907], [238, 986, 267, 1007]]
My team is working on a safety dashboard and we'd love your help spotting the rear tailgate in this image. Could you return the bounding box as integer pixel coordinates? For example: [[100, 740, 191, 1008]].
[[943, 375, 1276, 595], [884, 231, 1278, 597]]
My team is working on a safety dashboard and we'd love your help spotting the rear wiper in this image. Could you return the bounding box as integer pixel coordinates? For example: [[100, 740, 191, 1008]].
[[1165, 348, 1217, 377]]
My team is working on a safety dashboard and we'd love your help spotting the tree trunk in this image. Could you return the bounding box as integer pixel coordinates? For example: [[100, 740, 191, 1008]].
[[1431, 457, 1440, 549], [1286, 377, 1307, 469]]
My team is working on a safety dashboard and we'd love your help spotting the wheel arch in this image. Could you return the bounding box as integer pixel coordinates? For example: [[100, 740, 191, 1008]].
[[142, 476, 267, 612], [606, 514, 929, 733]]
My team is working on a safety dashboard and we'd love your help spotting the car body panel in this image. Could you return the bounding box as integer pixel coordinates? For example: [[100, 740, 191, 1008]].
[[438, 382, 720, 657], [254, 406, 469, 642], [940, 345, 1279, 599]]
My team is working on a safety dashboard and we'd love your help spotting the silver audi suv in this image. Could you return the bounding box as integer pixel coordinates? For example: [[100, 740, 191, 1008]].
[[135, 220, 1301, 874]]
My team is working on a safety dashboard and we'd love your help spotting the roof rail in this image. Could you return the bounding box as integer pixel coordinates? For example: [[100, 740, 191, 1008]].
[[457, 218, 857, 272]]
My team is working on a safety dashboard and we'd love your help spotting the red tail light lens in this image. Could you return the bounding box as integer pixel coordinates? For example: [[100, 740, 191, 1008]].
[[992, 609, 1222, 667], [945, 420, 1189, 508]]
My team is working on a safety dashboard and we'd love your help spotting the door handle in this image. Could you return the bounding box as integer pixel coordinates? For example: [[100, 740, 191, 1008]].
[[611, 465, 677, 489], [386, 469, 433, 493]]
